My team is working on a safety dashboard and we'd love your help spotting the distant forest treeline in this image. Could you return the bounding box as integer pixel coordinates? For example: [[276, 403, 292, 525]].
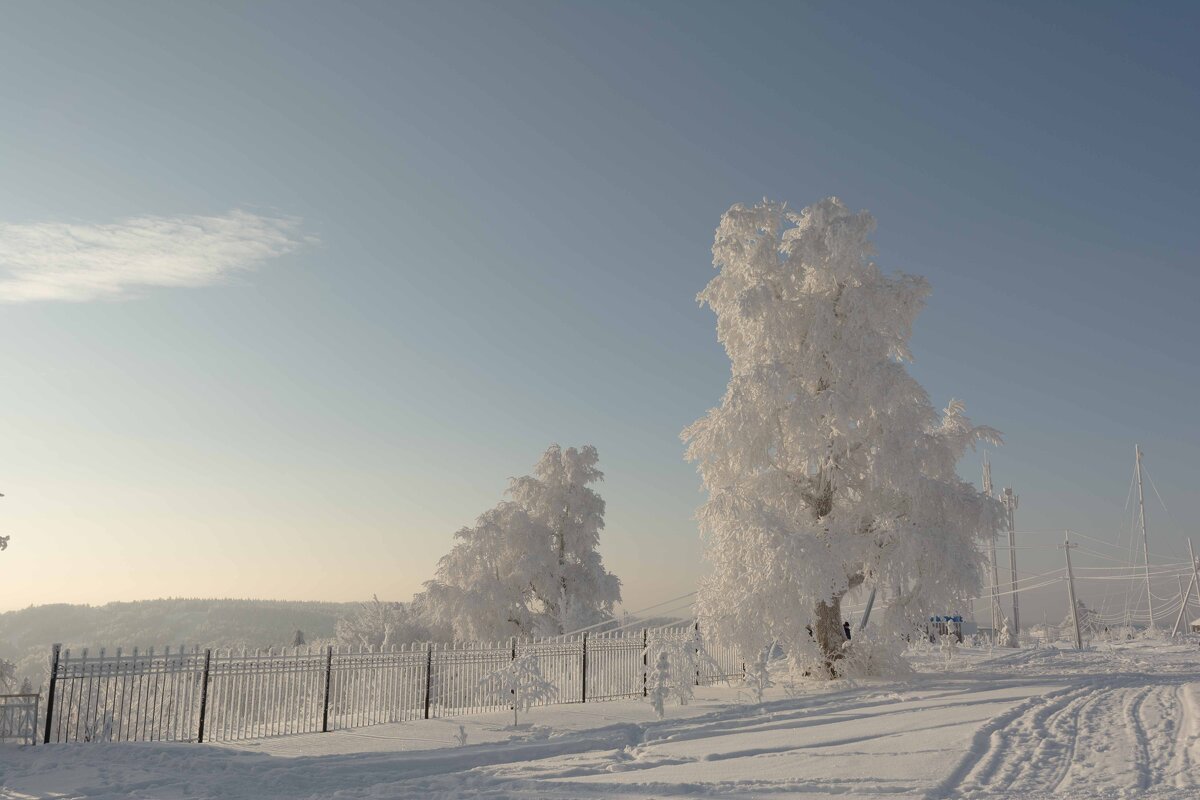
[[0, 598, 365, 688]]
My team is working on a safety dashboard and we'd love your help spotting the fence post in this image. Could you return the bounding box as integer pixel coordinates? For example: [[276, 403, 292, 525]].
[[43, 643, 61, 745], [321, 645, 333, 732], [642, 629, 647, 697], [423, 643, 433, 720], [196, 648, 212, 743], [581, 633, 588, 703]]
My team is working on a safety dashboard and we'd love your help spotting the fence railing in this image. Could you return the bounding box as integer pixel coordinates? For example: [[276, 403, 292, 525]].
[[1, 693, 40, 746], [41, 624, 744, 744]]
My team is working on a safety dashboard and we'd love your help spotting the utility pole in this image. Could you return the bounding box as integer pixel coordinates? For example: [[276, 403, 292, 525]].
[[857, 587, 877, 631], [1061, 531, 1083, 650], [1168, 540, 1200, 637], [1170, 573, 1193, 637], [1002, 487, 1020, 641], [983, 456, 1002, 640], [0, 491, 8, 553], [1135, 445, 1154, 629], [1185, 539, 1200, 635]]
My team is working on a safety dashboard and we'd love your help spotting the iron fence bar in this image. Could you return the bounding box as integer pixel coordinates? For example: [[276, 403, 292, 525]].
[[197, 649, 212, 743], [422, 643, 433, 720], [43, 643, 61, 744], [321, 645, 333, 732]]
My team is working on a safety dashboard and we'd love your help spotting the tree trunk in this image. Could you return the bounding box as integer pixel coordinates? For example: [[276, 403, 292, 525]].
[[813, 594, 847, 676]]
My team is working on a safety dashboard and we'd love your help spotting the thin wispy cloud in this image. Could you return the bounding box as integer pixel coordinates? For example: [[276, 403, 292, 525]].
[[0, 210, 312, 303]]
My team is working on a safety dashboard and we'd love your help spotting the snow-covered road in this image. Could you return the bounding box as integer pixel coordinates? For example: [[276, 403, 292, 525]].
[[4, 639, 1198, 799]]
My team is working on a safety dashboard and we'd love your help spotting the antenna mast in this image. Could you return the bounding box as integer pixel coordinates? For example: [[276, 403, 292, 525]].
[[1135, 445, 1154, 629]]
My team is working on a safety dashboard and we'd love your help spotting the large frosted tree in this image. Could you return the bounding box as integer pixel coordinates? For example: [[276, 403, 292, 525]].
[[421, 444, 621, 639], [683, 197, 1002, 676]]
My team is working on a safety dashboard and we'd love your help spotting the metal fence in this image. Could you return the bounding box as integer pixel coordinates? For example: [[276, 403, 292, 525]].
[[41, 624, 744, 744], [1, 693, 40, 746]]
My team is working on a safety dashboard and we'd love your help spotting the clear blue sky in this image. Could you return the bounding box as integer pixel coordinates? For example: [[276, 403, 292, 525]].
[[2, 1, 1197, 620]]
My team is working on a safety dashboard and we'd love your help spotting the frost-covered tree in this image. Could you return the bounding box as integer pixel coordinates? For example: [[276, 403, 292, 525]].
[[480, 651, 556, 728], [683, 198, 1003, 677], [420, 445, 621, 639], [292, 629, 306, 648]]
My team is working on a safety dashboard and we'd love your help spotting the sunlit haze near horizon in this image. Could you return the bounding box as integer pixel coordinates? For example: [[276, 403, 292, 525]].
[[2, 1, 1198, 623]]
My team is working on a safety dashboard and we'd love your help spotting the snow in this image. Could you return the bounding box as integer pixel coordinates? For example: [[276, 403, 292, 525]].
[[5, 638, 1200, 799]]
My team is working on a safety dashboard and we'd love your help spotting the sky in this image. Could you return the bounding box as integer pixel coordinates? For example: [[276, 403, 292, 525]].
[[1, 1, 1198, 623]]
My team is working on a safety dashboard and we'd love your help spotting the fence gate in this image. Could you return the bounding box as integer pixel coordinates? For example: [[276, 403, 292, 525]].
[[1, 693, 39, 746]]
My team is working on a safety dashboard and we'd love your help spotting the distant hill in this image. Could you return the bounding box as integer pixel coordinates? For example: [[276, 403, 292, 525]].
[[0, 598, 364, 689]]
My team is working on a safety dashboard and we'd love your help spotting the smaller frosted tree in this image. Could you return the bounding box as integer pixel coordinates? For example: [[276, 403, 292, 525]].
[[743, 647, 775, 705], [480, 652, 556, 728], [646, 650, 672, 719], [292, 629, 306, 648], [940, 629, 958, 666], [644, 631, 721, 717], [999, 616, 1017, 649], [1061, 600, 1099, 645], [421, 445, 622, 639]]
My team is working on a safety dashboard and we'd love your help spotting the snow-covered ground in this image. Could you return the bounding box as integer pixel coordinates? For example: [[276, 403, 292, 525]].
[[4, 638, 1199, 799]]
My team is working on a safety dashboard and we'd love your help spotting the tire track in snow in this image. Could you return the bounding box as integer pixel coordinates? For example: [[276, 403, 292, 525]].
[[1162, 682, 1200, 790], [946, 673, 1200, 798], [1126, 684, 1153, 791], [935, 682, 1088, 795], [1054, 673, 1114, 793], [1047, 688, 1100, 792]]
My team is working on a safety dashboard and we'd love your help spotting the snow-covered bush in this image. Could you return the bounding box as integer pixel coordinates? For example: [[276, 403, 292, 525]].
[[420, 445, 622, 639], [833, 628, 913, 679], [479, 651, 556, 728], [683, 198, 1003, 677]]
